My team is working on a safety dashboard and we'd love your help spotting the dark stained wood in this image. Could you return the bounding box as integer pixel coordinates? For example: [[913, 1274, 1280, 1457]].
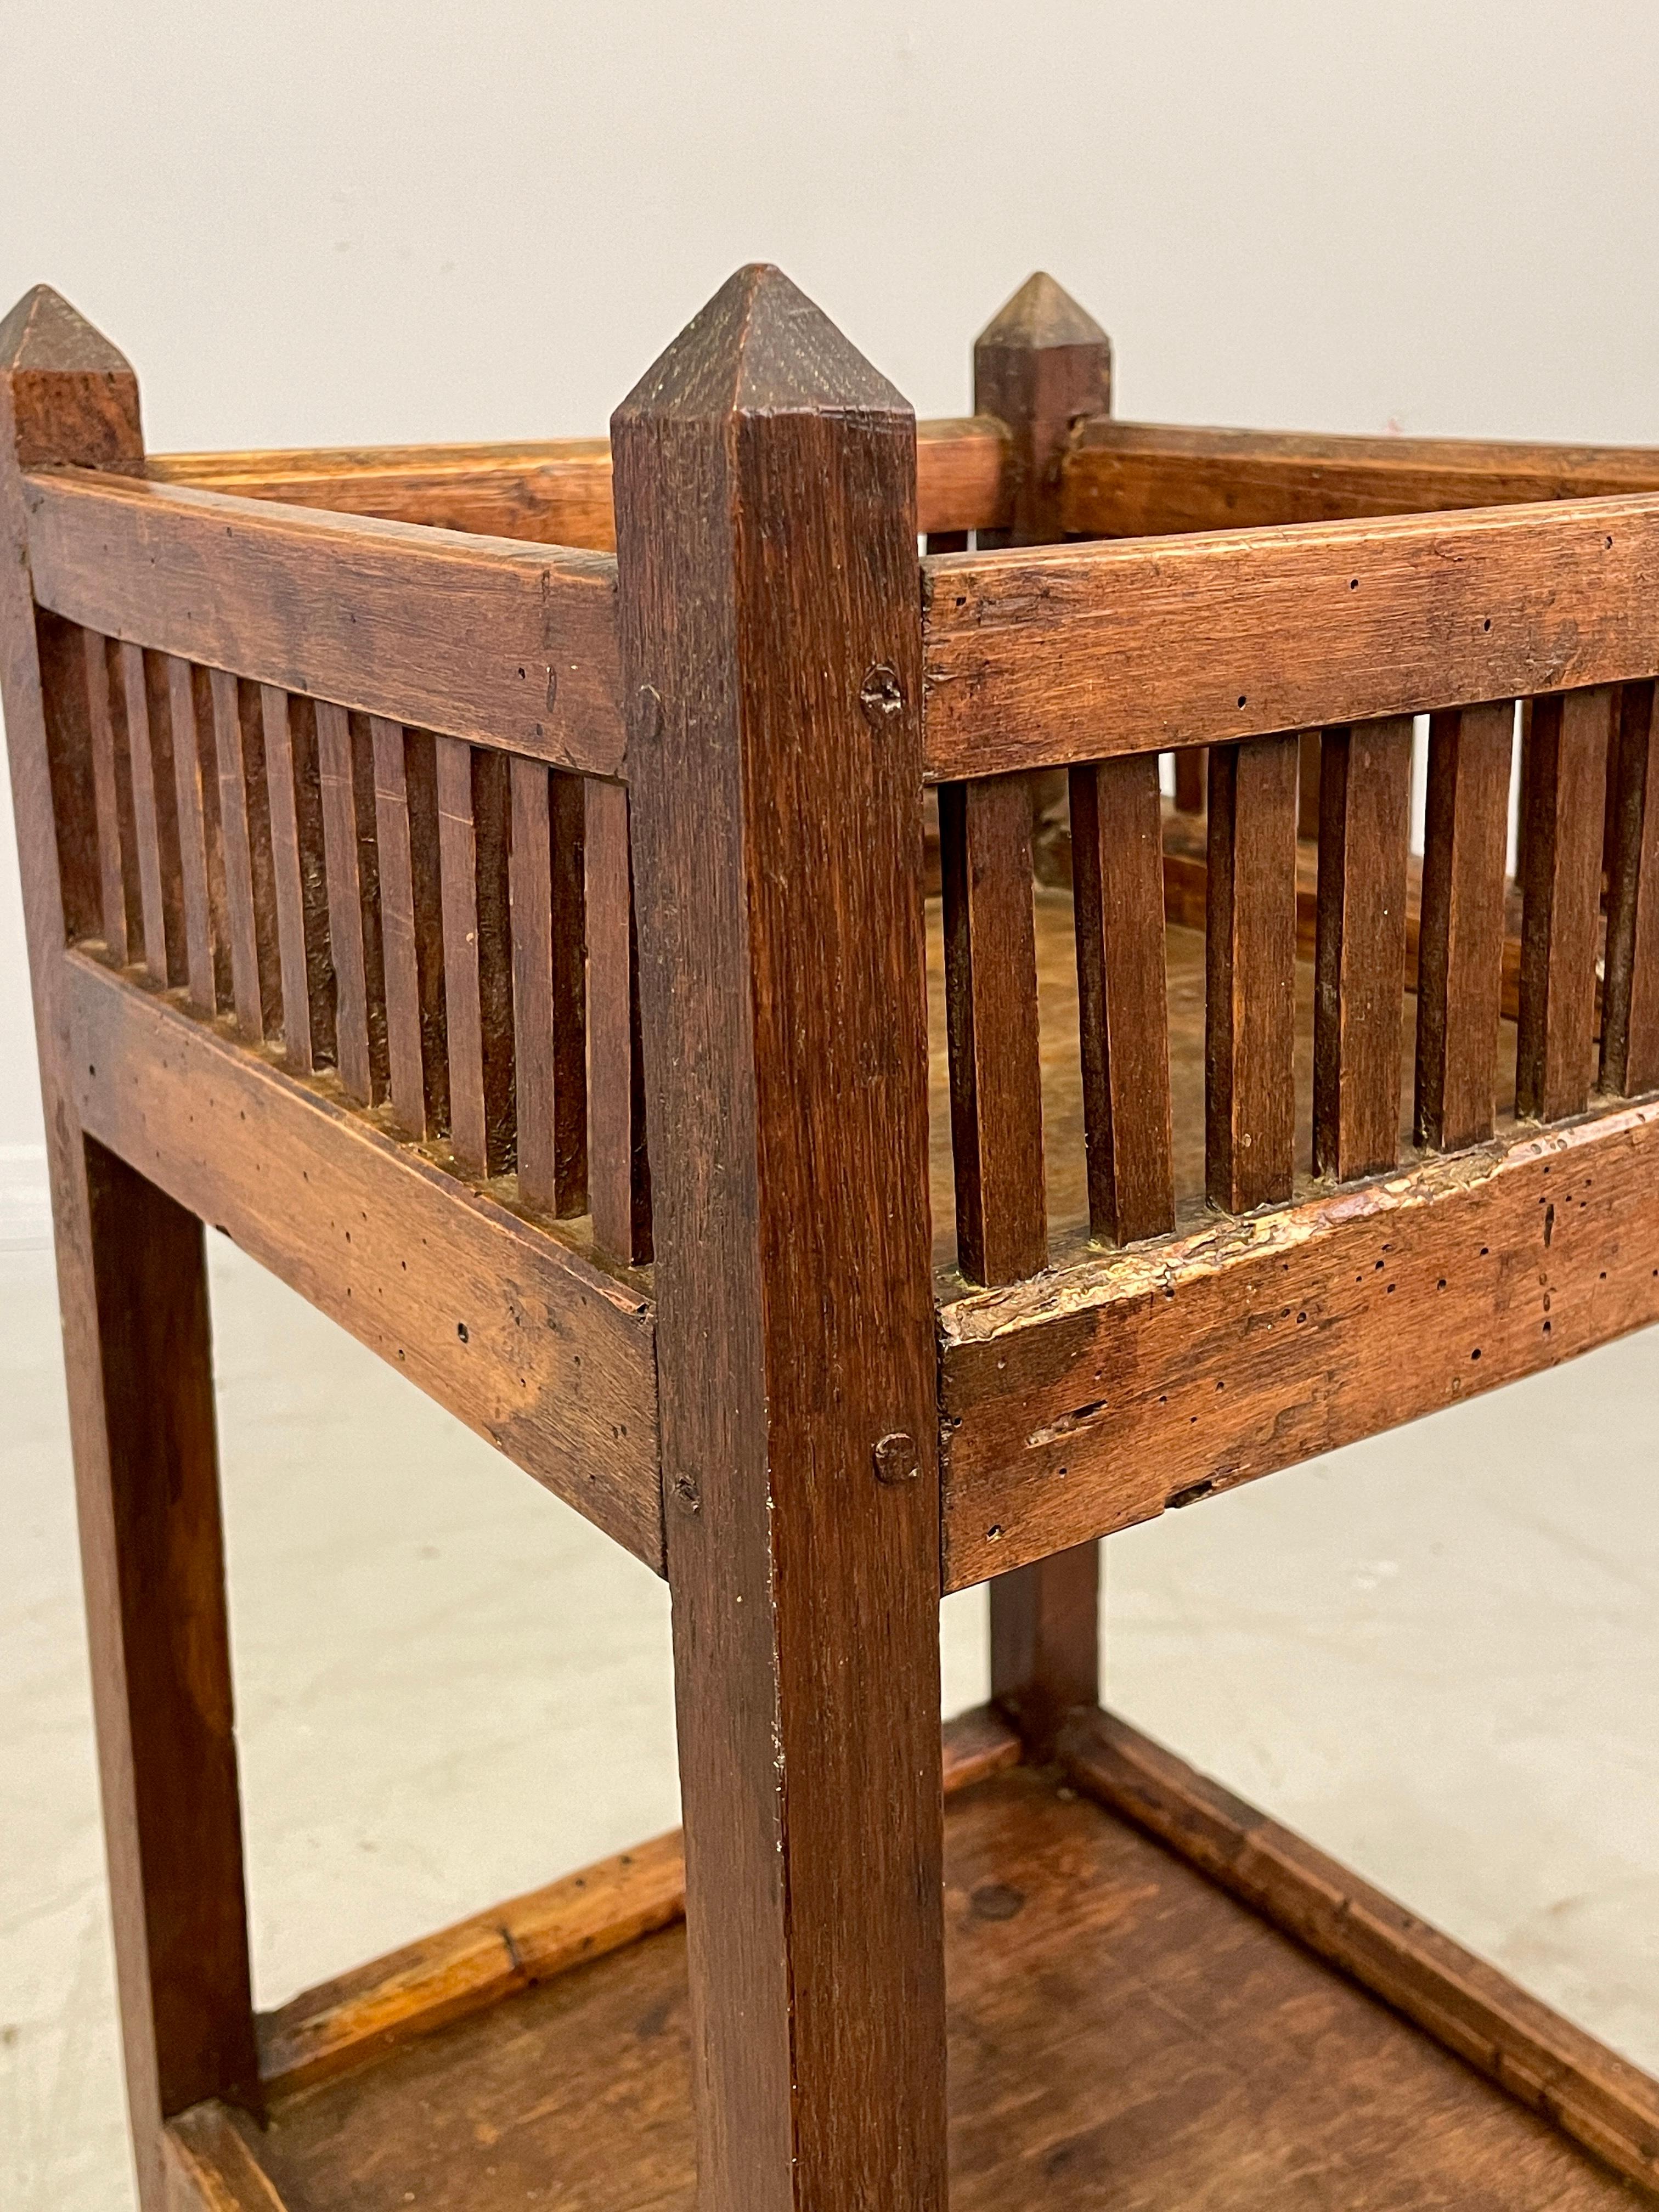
[[1205, 734, 1299, 1211], [371, 718, 448, 1142], [67, 951, 663, 1568], [1063, 413, 1659, 535], [1415, 701, 1514, 1149], [939, 1094, 1659, 1587], [210, 670, 282, 1043], [167, 1762, 1646, 2212], [261, 687, 335, 1076], [121, 641, 187, 987], [939, 775, 1047, 1283], [24, 467, 627, 776], [1518, 686, 1613, 1121], [437, 736, 515, 1178], [973, 272, 1109, 548], [0, 285, 261, 2212], [1313, 716, 1413, 1181], [614, 266, 946, 2212], [1601, 681, 1659, 1098], [921, 490, 1659, 780], [583, 777, 650, 1265], [316, 702, 387, 1107], [256, 1709, 1017, 2101], [1064, 1705, 1659, 2201], [34, 608, 102, 944], [84, 625, 141, 962], [167, 657, 230, 1015], [148, 413, 1012, 549], [1069, 754, 1173, 1242], [510, 758, 587, 1218], [989, 1544, 1099, 1761]]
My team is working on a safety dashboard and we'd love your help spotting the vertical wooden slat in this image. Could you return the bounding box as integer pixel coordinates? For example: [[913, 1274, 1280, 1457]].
[[85, 627, 140, 963], [1069, 752, 1173, 1244], [121, 642, 185, 988], [1601, 680, 1659, 1097], [1312, 716, 1413, 1182], [373, 717, 450, 1141], [511, 759, 588, 1217], [1206, 733, 1299, 1212], [210, 670, 281, 1043], [437, 736, 516, 1177], [261, 686, 335, 1075], [939, 774, 1046, 1284], [316, 701, 390, 1106], [1414, 700, 1513, 1150], [1517, 685, 1613, 1122], [585, 777, 650, 1260], [166, 656, 228, 1016]]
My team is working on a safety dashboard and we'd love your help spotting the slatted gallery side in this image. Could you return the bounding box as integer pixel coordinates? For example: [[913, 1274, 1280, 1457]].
[[55, 631, 640, 1261]]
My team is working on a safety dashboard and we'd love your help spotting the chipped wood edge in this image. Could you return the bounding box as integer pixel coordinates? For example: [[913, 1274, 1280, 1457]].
[[1062, 1706, 1659, 2200]]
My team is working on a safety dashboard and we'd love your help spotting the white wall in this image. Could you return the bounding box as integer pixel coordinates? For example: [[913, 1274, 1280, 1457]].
[[5, 0, 1659, 1218]]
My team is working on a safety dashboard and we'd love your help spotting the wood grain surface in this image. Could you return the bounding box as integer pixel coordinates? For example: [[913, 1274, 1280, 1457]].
[[940, 1095, 1659, 1587], [168, 1760, 1647, 2212], [24, 467, 627, 774], [615, 266, 946, 2212], [66, 952, 662, 1568], [148, 414, 1011, 548], [922, 490, 1659, 780]]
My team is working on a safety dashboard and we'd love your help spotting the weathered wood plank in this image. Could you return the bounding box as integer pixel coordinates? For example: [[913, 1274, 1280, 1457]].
[[921, 491, 1659, 780], [1312, 716, 1413, 1181], [24, 467, 626, 775], [316, 701, 387, 1107], [1415, 701, 1514, 1150], [67, 952, 663, 1569], [1205, 735, 1299, 1212], [1601, 681, 1659, 1098], [210, 670, 280, 1043], [121, 641, 185, 988], [939, 1098, 1659, 1588], [437, 737, 515, 1178], [84, 625, 140, 962], [1063, 1705, 1659, 2202], [253, 1708, 1017, 2101], [148, 414, 1011, 549], [1069, 753, 1173, 1243], [584, 777, 650, 1266], [939, 775, 1047, 1283], [510, 759, 587, 1219], [260, 687, 335, 1077], [1517, 686, 1612, 1122], [1063, 415, 1659, 537], [371, 718, 448, 1143]]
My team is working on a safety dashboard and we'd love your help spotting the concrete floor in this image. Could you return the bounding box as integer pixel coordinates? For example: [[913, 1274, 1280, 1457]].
[[4, 1232, 1659, 2211]]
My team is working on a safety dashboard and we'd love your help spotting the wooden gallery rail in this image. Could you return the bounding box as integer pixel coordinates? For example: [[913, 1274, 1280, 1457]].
[[4, 268, 1659, 2211]]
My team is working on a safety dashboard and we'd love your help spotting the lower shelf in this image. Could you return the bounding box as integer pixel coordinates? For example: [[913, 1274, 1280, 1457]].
[[169, 1711, 1657, 2211]]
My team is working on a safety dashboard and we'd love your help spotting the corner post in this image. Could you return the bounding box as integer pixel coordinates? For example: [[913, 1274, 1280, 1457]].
[[614, 267, 945, 2212], [0, 290, 259, 2210], [974, 273, 1113, 1758]]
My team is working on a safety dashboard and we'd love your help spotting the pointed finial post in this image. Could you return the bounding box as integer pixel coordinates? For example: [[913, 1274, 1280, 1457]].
[[1, 292, 263, 2212], [612, 267, 946, 2212], [974, 270, 1111, 544]]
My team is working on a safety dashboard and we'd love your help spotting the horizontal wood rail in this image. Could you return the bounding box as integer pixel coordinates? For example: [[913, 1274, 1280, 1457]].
[[938, 1097, 1659, 1589], [252, 1705, 1019, 2100], [1064, 417, 1659, 539], [149, 414, 1012, 551], [920, 491, 1659, 781], [65, 952, 663, 1567], [1061, 1708, 1659, 2200], [24, 469, 627, 775]]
